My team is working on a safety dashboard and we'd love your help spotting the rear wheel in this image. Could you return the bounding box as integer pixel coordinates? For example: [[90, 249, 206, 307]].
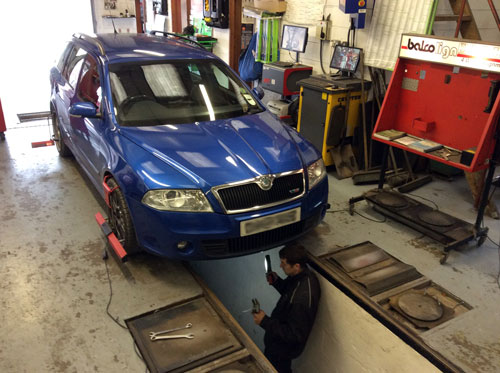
[[51, 111, 72, 157], [106, 177, 141, 254]]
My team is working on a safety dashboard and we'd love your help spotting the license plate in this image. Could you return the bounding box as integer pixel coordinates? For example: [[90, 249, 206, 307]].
[[240, 207, 301, 237]]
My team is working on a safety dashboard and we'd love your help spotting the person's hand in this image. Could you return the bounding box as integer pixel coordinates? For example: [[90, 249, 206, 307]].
[[266, 271, 278, 285], [252, 310, 266, 325]]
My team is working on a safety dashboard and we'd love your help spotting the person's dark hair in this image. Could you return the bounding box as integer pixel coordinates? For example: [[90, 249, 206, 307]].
[[183, 25, 196, 36], [279, 243, 308, 268]]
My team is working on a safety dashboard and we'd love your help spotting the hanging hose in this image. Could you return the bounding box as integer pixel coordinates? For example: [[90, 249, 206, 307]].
[[360, 50, 368, 170], [320, 40, 326, 74]]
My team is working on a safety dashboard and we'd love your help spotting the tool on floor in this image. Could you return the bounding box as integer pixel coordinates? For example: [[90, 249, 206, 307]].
[[17, 110, 56, 148], [149, 323, 193, 339], [150, 333, 195, 341]]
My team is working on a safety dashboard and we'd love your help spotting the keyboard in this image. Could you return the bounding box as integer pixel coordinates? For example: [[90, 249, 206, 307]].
[[272, 61, 294, 68]]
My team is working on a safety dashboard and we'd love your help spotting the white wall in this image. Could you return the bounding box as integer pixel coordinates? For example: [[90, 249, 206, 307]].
[[434, 0, 500, 42], [190, 0, 231, 63], [279, 0, 499, 75], [92, 0, 138, 33], [294, 275, 439, 373], [0, 0, 94, 126]]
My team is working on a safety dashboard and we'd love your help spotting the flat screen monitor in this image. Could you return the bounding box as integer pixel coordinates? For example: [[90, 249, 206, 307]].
[[330, 45, 362, 73], [281, 25, 308, 53]]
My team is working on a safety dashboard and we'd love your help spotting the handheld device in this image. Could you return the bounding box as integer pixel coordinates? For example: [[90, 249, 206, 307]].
[[265, 255, 272, 274], [251, 298, 260, 313]]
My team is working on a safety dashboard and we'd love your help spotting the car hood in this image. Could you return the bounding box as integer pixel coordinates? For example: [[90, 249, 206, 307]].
[[118, 112, 305, 188]]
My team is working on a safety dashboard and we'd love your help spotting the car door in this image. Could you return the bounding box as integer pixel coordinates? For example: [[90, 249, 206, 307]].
[[56, 45, 87, 152], [71, 54, 107, 181]]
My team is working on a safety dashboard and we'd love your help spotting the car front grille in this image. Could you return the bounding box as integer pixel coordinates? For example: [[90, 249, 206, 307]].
[[215, 172, 304, 213], [201, 210, 321, 257]]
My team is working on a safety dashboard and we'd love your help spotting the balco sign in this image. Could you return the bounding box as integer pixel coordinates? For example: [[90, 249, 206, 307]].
[[407, 38, 458, 59]]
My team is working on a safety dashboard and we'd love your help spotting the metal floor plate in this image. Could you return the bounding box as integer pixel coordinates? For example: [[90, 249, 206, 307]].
[[329, 241, 391, 273], [126, 296, 242, 373]]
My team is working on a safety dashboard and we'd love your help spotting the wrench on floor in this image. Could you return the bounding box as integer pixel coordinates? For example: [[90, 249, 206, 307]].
[[150, 333, 195, 341], [149, 323, 192, 338]]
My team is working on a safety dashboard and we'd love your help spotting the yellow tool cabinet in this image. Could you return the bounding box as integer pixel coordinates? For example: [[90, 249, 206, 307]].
[[296, 77, 367, 167]]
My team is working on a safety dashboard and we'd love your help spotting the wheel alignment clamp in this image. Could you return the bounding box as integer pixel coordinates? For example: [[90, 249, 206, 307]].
[[95, 212, 128, 262], [102, 175, 119, 208], [31, 140, 55, 148]]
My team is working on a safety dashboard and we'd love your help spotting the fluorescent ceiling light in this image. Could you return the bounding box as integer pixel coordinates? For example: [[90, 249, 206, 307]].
[[133, 49, 165, 57], [199, 84, 215, 121]]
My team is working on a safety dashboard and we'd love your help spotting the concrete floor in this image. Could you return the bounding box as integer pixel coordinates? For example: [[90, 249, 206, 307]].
[[192, 160, 500, 372], [0, 125, 202, 372], [1, 124, 500, 372]]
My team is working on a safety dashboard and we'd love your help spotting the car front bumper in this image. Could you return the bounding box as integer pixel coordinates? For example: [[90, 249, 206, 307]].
[[127, 177, 328, 260]]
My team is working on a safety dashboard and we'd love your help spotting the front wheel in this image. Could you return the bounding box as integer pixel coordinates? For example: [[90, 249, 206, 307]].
[[51, 111, 72, 157], [106, 177, 141, 254]]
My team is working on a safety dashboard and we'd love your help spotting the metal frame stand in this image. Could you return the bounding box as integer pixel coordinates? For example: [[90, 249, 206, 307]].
[[349, 137, 498, 264]]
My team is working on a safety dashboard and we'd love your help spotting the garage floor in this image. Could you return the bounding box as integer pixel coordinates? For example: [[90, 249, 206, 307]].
[[1, 124, 500, 372], [0, 125, 202, 371]]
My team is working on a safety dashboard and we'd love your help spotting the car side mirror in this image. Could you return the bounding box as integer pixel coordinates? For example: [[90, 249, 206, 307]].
[[252, 86, 265, 100], [69, 102, 100, 118], [50, 67, 63, 84]]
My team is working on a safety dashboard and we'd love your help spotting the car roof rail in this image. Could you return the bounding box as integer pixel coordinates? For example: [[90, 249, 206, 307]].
[[73, 33, 105, 55], [149, 30, 206, 50]]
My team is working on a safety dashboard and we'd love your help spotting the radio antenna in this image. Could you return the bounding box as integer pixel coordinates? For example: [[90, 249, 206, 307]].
[[109, 9, 118, 34]]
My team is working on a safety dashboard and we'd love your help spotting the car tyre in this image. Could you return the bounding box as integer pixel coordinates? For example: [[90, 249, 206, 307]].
[[106, 177, 141, 255], [51, 111, 72, 157]]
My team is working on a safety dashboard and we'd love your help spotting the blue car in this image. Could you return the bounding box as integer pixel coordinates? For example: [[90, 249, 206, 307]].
[[49, 32, 328, 260]]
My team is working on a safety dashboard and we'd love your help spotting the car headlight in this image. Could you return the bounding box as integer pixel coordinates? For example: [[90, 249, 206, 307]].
[[142, 189, 213, 212], [307, 158, 326, 189]]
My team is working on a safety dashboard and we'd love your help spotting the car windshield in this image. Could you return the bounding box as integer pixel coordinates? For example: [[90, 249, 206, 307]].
[[108, 59, 263, 126]]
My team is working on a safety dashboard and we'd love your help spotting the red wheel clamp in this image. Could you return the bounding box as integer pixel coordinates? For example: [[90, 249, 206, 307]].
[[95, 212, 128, 262], [31, 140, 55, 148], [102, 175, 118, 208]]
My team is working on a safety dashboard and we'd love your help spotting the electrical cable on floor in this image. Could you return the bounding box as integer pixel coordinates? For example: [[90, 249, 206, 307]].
[[133, 340, 150, 373], [353, 209, 387, 223], [104, 250, 150, 371], [403, 192, 439, 211], [485, 235, 500, 290], [326, 208, 350, 213], [497, 242, 500, 290], [326, 206, 386, 222], [104, 256, 128, 330]]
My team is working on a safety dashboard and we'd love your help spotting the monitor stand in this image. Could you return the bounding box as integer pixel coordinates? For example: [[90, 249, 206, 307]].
[[330, 72, 353, 80]]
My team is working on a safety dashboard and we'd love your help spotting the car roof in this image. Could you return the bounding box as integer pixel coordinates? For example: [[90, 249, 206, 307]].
[[73, 33, 217, 64]]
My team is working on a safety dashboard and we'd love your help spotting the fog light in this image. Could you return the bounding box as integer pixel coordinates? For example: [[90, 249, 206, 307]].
[[177, 241, 189, 250]]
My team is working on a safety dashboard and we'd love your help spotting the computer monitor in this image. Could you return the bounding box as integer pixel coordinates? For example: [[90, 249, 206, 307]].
[[330, 45, 362, 73], [281, 25, 308, 53]]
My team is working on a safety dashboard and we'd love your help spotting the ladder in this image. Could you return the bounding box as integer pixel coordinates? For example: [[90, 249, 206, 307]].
[[434, 0, 481, 39], [433, 0, 500, 218]]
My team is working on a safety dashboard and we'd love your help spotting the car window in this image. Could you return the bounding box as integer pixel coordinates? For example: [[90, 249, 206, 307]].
[[57, 42, 72, 72], [108, 59, 263, 126], [77, 55, 101, 108], [211, 64, 229, 89], [64, 47, 87, 87]]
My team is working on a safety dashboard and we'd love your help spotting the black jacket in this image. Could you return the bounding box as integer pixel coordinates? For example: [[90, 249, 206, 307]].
[[260, 267, 321, 360]]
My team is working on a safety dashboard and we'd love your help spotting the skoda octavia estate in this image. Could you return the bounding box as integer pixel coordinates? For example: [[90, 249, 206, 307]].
[[49, 32, 328, 259]]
